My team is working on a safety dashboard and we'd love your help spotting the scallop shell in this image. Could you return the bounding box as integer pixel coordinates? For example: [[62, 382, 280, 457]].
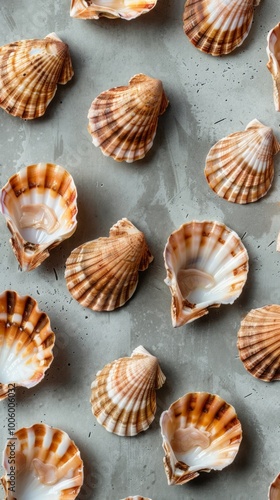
[[0, 163, 78, 271], [267, 22, 280, 112], [65, 218, 153, 311], [0, 290, 55, 401], [183, 0, 260, 56], [70, 0, 157, 20], [269, 473, 280, 500], [204, 119, 280, 204], [90, 345, 166, 436], [160, 392, 242, 485], [164, 220, 249, 327], [1, 423, 83, 499], [237, 305, 280, 382], [87, 73, 168, 162], [0, 33, 73, 119]]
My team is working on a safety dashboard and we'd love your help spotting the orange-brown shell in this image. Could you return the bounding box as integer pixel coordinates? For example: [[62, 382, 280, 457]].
[[1, 423, 83, 499], [237, 305, 280, 382], [183, 0, 260, 56], [204, 119, 280, 204], [267, 22, 280, 111], [65, 218, 153, 311], [87, 74, 168, 162], [90, 346, 166, 436], [0, 290, 55, 401], [269, 473, 280, 500], [0, 33, 73, 119], [160, 392, 242, 485], [120, 497, 152, 500], [70, 0, 157, 20]]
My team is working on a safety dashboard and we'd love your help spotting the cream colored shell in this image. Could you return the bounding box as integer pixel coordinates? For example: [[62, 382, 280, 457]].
[[0, 33, 73, 119], [1, 423, 83, 499], [164, 220, 249, 327], [90, 346, 166, 436], [269, 473, 280, 500], [70, 0, 157, 20], [237, 305, 280, 381], [0, 163, 78, 271], [204, 119, 280, 204], [65, 218, 153, 311], [88, 74, 168, 162], [0, 290, 55, 401], [160, 392, 242, 485], [183, 0, 260, 56], [267, 22, 280, 112]]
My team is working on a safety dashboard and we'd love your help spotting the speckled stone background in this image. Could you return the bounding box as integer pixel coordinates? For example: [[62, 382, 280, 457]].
[[0, 1, 280, 499]]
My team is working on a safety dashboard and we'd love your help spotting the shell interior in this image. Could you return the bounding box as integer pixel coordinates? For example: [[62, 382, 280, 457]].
[[70, 0, 157, 20], [160, 392, 242, 485], [164, 220, 249, 327], [0, 290, 55, 400], [267, 22, 280, 111], [90, 345, 166, 436]]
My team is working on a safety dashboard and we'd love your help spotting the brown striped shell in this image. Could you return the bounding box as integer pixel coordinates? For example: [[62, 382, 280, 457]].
[[204, 119, 280, 204], [267, 22, 280, 112], [70, 0, 157, 19], [0, 163, 78, 271], [87, 74, 168, 162], [164, 220, 249, 327], [183, 0, 260, 56], [237, 305, 280, 382], [90, 346, 166, 436], [1, 423, 83, 499], [0, 290, 55, 401], [0, 33, 73, 119], [160, 392, 242, 485], [269, 473, 280, 500], [65, 218, 153, 311]]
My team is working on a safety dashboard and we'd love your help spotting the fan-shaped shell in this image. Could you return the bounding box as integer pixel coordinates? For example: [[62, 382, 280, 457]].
[[0, 290, 55, 400], [160, 392, 242, 485], [237, 305, 280, 382], [164, 220, 249, 327], [65, 218, 153, 311], [0, 163, 78, 271], [90, 345, 166, 436], [183, 0, 260, 56], [1, 423, 83, 499], [204, 119, 280, 204], [267, 22, 280, 112], [0, 33, 73, 119], [87, 73, 168, 162], [70, 0, 157, 19], [269, 473, 280, 500]]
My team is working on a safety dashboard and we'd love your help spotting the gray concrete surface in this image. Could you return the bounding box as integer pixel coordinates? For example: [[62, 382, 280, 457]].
[[0, 1, 279, 499]]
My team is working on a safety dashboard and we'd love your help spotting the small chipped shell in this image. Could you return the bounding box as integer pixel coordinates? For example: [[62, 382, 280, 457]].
[[87, 73, 168, 162], [204, 119, 280, 204], [90, 346, 166, 436], [70, 0, 157, 20], [0, 33, 73, 119], [267, 22, 280, 111], [183, 0, 260, 56], [237, 305, 280, 382], [0, 290, 55, 401], [1, 423, 83, 499], [160, 392, 242, 485], [65, 218, 153, 311], [269, 473, 280, 500]]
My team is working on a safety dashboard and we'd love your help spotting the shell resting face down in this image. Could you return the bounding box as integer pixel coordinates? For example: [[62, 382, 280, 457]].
[[164, 220, 249, 327]]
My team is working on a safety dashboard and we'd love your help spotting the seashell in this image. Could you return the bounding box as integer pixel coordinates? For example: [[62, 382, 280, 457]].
[[0, 33, 73, 119], [0, 290, 55, 401], [87, 73, 168, 162], [160, 391, 242, 485], [204, 119, 280, 204], [120, 497, 152, 500], [183, 0, 260, 56], [267, 23, 280, 112], [164, 220, 249, 327], [90, 345, 166, 436], [1, 423, 83, 499], [0, 163, 78, 271], [70, 0, 157, 20], [237, 305, 280, 382], [65, 218, 153, 311], [269, 473, 280, 500]]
